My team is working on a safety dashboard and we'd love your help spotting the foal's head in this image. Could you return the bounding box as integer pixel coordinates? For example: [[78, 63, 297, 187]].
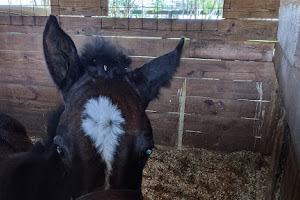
[[43, 15, 184, 194]]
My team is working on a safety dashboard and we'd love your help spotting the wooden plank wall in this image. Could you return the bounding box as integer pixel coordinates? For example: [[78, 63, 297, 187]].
[[280, 142, 300, 200], [0, 16, 278, 153], [51, 0, 108, 16], [0, 0, 280, 153], [264, 102, 300, 200], [223, 0, 280, 19]]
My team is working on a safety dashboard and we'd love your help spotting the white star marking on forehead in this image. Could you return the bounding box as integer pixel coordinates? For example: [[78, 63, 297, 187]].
[[81, 96, 125, 189]]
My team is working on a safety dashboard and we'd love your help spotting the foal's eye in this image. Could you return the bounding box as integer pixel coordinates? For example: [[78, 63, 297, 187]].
[[56, 146, 65, 156]]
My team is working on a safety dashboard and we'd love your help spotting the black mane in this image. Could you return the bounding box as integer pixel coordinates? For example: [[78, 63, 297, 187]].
[[80, 38, 132, 78]]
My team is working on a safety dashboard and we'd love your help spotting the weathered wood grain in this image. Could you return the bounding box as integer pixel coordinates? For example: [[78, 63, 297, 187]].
[[146, 112, 179, 146], [0, 24, 44, 32], [189, 39, 275, 62], [0, 96, 60, 137], [184, 97, 270, 118], [103, 37, 191, 58], [50, 0, 107, 16], [96, 37, 274, 61], [0, 15, 279, 152], [0, 51, 45, 70], [0, 67, 54, 86], [132, 57, 276, 81], [0, 6, 50, 17], [183, 114, 254, 136], [0, 16, 279, 41], [0, 16, 47, 26], [265, 97, 288, 199], [0, 50, 276, 81], [0, 32, 276, 62], [182, 129, 256, 151], [0, 98, 59, 116], [281, 143, 300, 200], [0, 112, 47, 137], [146, 95, 180, 113], [0, 17, 278, 40], [186, 79, 273, 100], [0, 83, 61, 102], [0, 50, 276, 113], [0, 34, 43, 51], [60, 17, 278, 40], [223, 0, 280, 19], [0, 16, 276, 40]]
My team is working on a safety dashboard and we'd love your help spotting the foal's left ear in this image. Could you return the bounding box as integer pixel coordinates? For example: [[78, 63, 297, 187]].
[[129, 38, 184, 107], [43, 15, 82, 97]]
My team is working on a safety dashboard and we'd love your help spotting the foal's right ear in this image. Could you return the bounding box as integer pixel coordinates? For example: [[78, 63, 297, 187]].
[[128, 38, 184, 107], [43, 15, 82, 97]]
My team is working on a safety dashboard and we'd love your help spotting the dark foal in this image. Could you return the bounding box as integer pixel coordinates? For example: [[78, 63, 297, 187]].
[[0, 15, 184, 200], [0, 114, 32, 161]]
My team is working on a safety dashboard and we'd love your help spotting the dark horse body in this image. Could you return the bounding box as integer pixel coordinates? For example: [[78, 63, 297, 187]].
[[0, 15, 184, 200], [0, 114, 32, 161]]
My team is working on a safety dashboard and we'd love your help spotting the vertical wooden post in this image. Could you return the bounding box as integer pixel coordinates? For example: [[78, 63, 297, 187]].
[[177, 79, 186, 149]]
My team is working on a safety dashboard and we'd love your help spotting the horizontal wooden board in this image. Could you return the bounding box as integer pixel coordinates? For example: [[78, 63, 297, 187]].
[[0, 16, 47, 26], [0, 51, 45, 70], [0, 51, 276, 82], [146, 112, 179, 146], [51, 0, 107, 16], [132, 57, 276, 81], [61, 17, 278, 41], [0, 96, 176, 144], [105, 37, 191, 58], [0, 34, 43, 52], [184, 97, 270, 118], [0, 51, 276, 101], [0, 32, 275, 61], [186, 79, 274, 100], [0, 69, 183, 100], [0, 97, 60, 138], [189, 39, 275, 62], [94, 37, 274, 61], [0, 15, 279, 151], [0, 6, 50, 17], [0, 82, 178, 114], [182, 131, 256, 152], [0, 98, 59, 116], [0, 67, 54, 86], [0, 16, 278, 40], [223, 0, 280, 19], [147, 95, 180, 113], [0, 112, 47, 137], [183, 115, 255, 136], [0, 83, 61, 102]]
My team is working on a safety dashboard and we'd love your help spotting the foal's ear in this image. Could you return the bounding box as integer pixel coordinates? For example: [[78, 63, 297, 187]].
[[43, 15, 82, 97], [129, 38, 184, 107]]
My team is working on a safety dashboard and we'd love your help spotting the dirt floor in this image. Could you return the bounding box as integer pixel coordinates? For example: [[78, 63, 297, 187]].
[[142, 148, 271, 200]]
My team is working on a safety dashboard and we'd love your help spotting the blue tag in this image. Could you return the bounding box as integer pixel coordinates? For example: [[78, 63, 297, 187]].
[[146, 149, 152, 155]]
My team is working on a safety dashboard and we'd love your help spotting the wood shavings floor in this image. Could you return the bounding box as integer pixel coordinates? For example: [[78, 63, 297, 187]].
[[142, 148, 270, 200]]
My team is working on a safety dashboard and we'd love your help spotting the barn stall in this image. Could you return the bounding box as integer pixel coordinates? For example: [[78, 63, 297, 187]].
[[0, 0, 299, 199]]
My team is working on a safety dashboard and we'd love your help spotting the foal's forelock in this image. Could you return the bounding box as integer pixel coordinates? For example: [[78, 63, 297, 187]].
[[81, 96, 125, 189]]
